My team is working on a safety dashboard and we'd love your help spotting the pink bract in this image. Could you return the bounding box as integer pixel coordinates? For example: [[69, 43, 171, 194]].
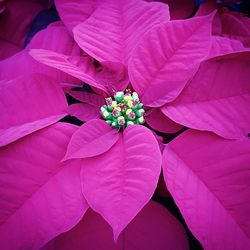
[[73, 0, 170, 64], [42, 201, 189, 250], [0, 0, 45, 60], [80, 125, 162, 240], [0, 74, 68, 147], [63, 119, 119, 160], [129, 13, 214, 107], [66, 103, 100, 122], [162, 52, 250, 139], [54, 0, 100, 35], [0, 22, 82, 84], [162, 129, 250, 249], [0, 123, 89, 250]]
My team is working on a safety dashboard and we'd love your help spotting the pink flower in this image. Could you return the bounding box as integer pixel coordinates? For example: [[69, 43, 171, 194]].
[[0, 1, 250, 249]]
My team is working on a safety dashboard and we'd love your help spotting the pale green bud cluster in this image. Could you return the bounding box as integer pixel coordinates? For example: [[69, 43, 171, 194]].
[[100, 90, 145, 128]]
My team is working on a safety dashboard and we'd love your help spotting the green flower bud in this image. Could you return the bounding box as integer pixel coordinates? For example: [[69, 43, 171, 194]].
[[111, 120, 118, 128], [100, 89, 145, 128], [106, 120, 112, 125], [137, 116, 145, 124], [127, 121, 135, 126], [114, 91, 124, 102]]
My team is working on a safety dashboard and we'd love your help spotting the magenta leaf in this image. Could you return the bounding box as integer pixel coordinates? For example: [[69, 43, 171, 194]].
[[42, 201, 188, 250], [27, 22, 82, 55], [162, 52, 250, 139], [73, 0, 169, 65], [98, 61, 129, 92], [0, 74, 68, 146], [30, 49, 129, 94], [67, 103, 100, 122], [66, 90, 105, 107], [63, 119, 119, 160], [221, 13, 250, 47], [162, 129, 250, 249], [80, 125, 161, 240], [146, 108, 183, 134], [29, 49, 108, 93], [209, 36, 247, 58], [0, 123, 89, 250], [55, 0, 99, 34], [0, 114, 66, 148], [0, 40, 21, 61], [129, 13, 214, 107], [0, 23, 81, 83], [0, 0, 44, 59]]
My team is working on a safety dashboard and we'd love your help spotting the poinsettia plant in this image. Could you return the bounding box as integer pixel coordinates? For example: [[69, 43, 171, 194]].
[[0, 0, 250, 250]]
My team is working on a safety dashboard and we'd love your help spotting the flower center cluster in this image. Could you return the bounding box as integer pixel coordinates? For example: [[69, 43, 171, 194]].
[[100, 90, 145, 128]]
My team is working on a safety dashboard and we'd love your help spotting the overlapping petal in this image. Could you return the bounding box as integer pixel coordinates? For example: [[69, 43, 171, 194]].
[[42, 201, 188, 250], [129, 13, 214, 107], [0, 123, 89, 250], [29, 49, 108, 92], [66, 90, 105, 107], [208, 36, 247, 58], [55, 0, 100, 34], [73, 0, 169, 64], [221, 13, 250, 48], [67, 103, 100, 122], [0, 22, 81, 84], [162, 129, 250, 249], [162, 52, 250, 139], [31, 48, 130, 93], [63, 119, 119, 160], [0, 74, 67, 146], [80, 125, 161, 240], [146, 108, 183, 134]]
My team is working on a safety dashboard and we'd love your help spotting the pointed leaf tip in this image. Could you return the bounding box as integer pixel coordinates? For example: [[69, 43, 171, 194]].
[[162, 52, 250, 139], [129, 13, 214, 107], [63, 119, 119, 160], [73, 0, 169, 64], [80, 125, 162, 240], [41, 201, 189, 250]]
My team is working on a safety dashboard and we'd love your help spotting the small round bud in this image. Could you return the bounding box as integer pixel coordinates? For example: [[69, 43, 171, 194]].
[[102, 110, 112, 120], [100, 106, 106, 113], [114, 91, 124, 102], [126, 109, 133, 115], [111, 101, 117, 108], [132, 92, 139, 101], [127, 121, 135, 126], [137, 103, 143, 109], [111, 120, 118, 128], [105, 97, 113, 106], [128, 111, 136, 120], [107, 106, 113, 112], [127, 100, 133, 108], [136, 108, 145, 117], [124, 95, 133, 102], [106, 120, 112, 125], [137, 116, 145, 124], [119, 102, 127, 111], [112, 107, 121, 117], [117, 116, 125, 126]]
